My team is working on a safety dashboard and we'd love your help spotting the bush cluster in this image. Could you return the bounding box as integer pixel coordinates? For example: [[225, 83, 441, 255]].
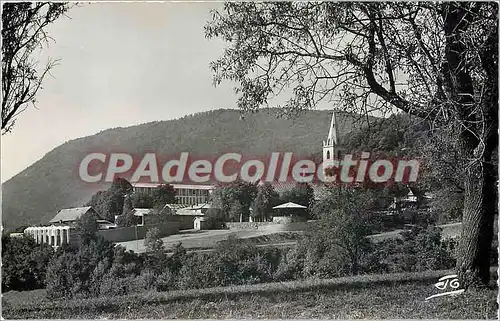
[[5, 223, 492, 299], [2, 235, 54, 292]]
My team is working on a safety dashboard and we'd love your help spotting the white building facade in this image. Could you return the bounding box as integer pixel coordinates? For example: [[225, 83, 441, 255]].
[[24, 225, 71, 249]]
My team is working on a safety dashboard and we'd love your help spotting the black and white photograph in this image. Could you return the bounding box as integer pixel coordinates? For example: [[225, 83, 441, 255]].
[[1, 1, 498, 319]]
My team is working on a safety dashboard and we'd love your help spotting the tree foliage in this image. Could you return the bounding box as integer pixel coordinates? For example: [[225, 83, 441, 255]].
[[130, 192, 154, 208], [74, 210, 100, 245], [116, 195, 137, 227], [1, 235, 54, 292], [2, 2, 71, 134], [206, 2, 498, 287], [151, 184, 177, 207], [301, 189, 380, 277], [86, 177, 133, 222], [279, 183, 315, 219], [211, 180, 258, 222], [144, 227, 164, 253], [251, 182, 280, 221], [45, 236, 115, 299]]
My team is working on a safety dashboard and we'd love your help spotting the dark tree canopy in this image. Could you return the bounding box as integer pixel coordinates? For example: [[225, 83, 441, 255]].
[[86, 178, 133, 222], [211, 180, 258, 222], [151, 184, 177, 208], [251, 182, 280, 221]]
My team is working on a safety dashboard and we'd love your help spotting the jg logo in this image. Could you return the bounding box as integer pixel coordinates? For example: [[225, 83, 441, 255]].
[[425, 274, 465, 301]]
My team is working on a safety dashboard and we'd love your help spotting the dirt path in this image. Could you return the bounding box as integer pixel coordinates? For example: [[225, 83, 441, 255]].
[[116, 222, 462, 254]]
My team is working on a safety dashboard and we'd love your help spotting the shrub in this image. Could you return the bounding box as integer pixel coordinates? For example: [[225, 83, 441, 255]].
[[135, 269, 158, 292], [175, 237, 285, 290], [166, 243, 187, 275], [156, 269, 176, 291], [2, 235, 54, 292], [144, 227, 164, 252], [45, 236, 115, 299], [378, 226, 456, 273], [99, 275, 141, 297], [273, 246, 305, 281], [299, 210, 376, 278], [176, 253, 224, 289]]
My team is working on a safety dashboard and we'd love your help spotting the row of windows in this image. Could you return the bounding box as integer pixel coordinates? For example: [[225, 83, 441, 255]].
[[133, 187, 210, 197], [176, 196, 210, 205], [176, 189, 210, 197], [133, 187, 211, 206]]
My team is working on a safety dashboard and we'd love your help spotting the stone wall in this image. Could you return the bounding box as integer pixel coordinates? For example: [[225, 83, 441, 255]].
[[175, 215, 201, 230], [226, 222, 273, 230], [98, 221, 180, 243], [258, 221, 309, 233], [272, 216, 293, 224], [226, 220, 311, 232]]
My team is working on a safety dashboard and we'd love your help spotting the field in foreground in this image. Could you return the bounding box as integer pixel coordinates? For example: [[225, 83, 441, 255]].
[[3, 269, 497, 319]]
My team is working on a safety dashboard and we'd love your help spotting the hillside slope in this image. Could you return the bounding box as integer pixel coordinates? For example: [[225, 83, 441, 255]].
[[2, 108, 370, 229]]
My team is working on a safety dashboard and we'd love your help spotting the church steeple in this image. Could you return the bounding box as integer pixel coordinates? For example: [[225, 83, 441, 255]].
[[323, 111, 339, 163], [326, 111, 338, 146]]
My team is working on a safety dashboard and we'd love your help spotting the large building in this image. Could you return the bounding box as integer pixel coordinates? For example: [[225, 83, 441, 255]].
[[132, 183, 214, 206], [24, 206, 114, 249]]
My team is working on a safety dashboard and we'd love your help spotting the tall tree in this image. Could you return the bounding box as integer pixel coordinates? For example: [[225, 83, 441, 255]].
[[86, 178, 133, 222], [151, 184, 177, 208], [116, 195, 137, 227], [2, 2, 71, 134], [251, 182, 280, 222], [206, 2, 498, 287], [74, 210, 99, 244], [306, 189, 379, 276], [211, 179, 258, 222], [280, 183, 315, 219], [2, 235, 54, 291], [131, 192, 155, 209]]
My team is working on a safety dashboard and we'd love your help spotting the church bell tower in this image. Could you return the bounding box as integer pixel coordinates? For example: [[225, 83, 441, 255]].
[[323, 111, 340, 163]]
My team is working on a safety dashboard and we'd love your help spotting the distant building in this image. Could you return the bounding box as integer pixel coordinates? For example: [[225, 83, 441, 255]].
[[130, 208, 152, 226], [177, 202, 213, 216], [132, 183, 214, 206], [50, 206, 101, 226], [24, 206, 114, 249], [387, 188, 432, 219], [8, 232, 24, 238], [193, 217, 208, 230], [161, 203, 190, 215]]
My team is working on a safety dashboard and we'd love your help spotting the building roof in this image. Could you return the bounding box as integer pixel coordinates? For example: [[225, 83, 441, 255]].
[[273, 202, 308, 209], [132, 208, 152, 216], [49, 206, 95, 223], [188, 202, 213, 210], [162, 203, 190, 211], [97, 219, 114, 224]]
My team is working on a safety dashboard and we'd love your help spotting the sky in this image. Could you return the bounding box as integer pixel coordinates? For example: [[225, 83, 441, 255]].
[[1, 1, 356, 183], [1, 2, 241, 182]]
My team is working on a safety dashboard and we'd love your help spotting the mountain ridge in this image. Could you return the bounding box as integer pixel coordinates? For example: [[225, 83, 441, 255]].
[[2, 108, 374, 229]]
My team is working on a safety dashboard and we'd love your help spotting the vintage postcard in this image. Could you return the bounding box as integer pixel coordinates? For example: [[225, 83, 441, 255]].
[[1, 1, 498, 319]]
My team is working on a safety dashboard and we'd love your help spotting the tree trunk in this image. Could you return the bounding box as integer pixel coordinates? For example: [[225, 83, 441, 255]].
[[456, 147, 496, 287], [440, 3, 498, 288]]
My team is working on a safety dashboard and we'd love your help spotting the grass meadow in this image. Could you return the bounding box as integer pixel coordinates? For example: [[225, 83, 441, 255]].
[[3, 268, 497, 319]]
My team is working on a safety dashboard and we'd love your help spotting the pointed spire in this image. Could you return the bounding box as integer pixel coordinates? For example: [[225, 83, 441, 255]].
[[326, 110, 338, 146]]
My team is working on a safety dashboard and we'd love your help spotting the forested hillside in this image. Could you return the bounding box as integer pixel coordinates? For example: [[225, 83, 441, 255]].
[[3, 108, 369, 229]]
